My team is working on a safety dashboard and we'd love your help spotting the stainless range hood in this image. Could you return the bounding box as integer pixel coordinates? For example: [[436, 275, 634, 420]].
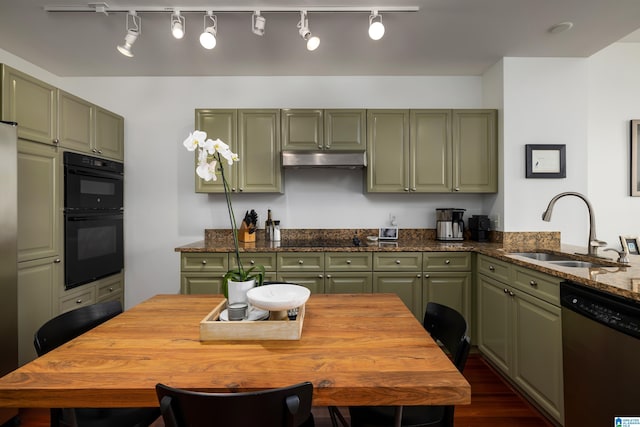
[[281, 151, 367, 169]]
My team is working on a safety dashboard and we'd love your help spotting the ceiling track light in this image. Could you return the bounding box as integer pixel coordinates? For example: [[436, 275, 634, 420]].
[[297, 10, 320, 51], [170, 10, 185, 39], [252, 10, 265, 36], [199, 11, 217, 49], [116, 11, 140, 58], [368, 10, 385, 40]]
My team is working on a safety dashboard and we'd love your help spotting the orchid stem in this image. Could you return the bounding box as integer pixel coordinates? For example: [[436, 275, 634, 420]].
[[217, 153, 243, 276]]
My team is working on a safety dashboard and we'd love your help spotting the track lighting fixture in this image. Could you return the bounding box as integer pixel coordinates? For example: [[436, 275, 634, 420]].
[[116, 11, 140, 57], [170, 10, 185, 39], [297, 11, 320, 51], [251, 11, 265, 36], [368, 10, 385, 40], [199, 11, 217, 49]]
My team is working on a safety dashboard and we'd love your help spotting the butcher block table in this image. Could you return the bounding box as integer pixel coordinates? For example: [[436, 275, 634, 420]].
[[0, 293, 470, 412]]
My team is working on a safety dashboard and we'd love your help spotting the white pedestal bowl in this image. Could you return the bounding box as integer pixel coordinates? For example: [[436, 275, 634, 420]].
[[246, 284, 310, 320]]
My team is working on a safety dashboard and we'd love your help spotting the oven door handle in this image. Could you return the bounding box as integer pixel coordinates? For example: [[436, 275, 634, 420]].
[[66, 213, 123, 221], [67, 166, 123, 181]]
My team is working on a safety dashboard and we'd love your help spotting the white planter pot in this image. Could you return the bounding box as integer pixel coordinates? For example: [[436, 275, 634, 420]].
[[227, 278, 256, 305]]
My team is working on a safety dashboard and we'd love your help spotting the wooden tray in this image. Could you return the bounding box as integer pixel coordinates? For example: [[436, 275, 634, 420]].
[[199, 299, 305, 341]]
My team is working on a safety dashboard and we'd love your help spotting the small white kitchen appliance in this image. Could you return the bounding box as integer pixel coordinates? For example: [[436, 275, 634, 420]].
[[436, 208, 466, 241]]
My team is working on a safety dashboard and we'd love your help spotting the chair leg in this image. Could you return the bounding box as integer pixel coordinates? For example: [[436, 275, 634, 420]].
[[328, 407, 349, 427]]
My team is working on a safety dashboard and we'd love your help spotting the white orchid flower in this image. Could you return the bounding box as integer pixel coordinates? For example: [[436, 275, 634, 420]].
[[196, 159, 218, 181], [202, 138, 216, 156], [211, 138, 230, 153], [183, 130, 207, 152]]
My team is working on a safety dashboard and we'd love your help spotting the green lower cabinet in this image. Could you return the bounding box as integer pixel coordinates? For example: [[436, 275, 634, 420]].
[[276, 273, 325, 294], [180, 273, 225, 295], [422, 271, 471, 333], [325, 272, 372, 293], [372, 272, 422, 318], [477, 274, 511, 374]]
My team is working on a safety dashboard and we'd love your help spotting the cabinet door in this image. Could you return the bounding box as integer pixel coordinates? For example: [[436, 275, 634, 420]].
[[17, 140, 61, 262], [276, 273, 325, 294], [181, 273, 224, 295], [95, 272, 124, 304], [281, 109, 323, 150], [325, 252, 372, 271], [476, 274, 511, 375], [410, 110, 452, 192], [238, 109, 282, 193], [277, 252, 324, 272], [452, 110, 497, 193], [2, 65, 57, 145], [324, 109, 366, 151], [59, 285, 96, 313], [229, 252, 277, 272], [95, 107, 124, 160], [181, 253, 229, 273], [423, 252, 470, 272], [373, 272, 422, 319], [512, 290, 564, 422], [366, 110, 410, 192], [423, 272, 471, 334], [18, 256, 59, 365], [58, 90, 93, 153], [194, 109, 237, 193], [325, 272, 372, 293], [373, 252, 422, 271]]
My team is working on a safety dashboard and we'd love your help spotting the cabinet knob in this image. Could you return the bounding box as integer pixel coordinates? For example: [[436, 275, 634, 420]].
[[529, 280, 538, 287], [403, 188, 410, 192], [410, 187, 417, 191], [54, 258, 61, 263], [489, 265, 495, 271], [326, 274, 332, 279], [318, 274, 323, 278], [395, 260, 401, 264], [346, 260, 352, 265], [454, 187, 460, 192], [76, 299, 83, 304], [231, 188, 237, 192], [92, 148, 97, 153], [97, 149, 103, 154], [238, 188, 244, 192], [508, 291, 515, 297], [298, 260, 304, 265], [201, 259, 207, 265], [108, 287, 114, 292], [250, 260, 255, 265], [445, 259, 451, 265], [53, 138, 60, 145], [503, 288, 509, 294], [318, 144, 323, 149]]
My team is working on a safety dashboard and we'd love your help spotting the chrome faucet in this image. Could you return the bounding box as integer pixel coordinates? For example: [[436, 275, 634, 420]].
[[541, 191, 607, 257]]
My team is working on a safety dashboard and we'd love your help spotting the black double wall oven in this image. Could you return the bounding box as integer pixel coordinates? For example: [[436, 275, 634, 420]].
[[63, 152, 124, 290]]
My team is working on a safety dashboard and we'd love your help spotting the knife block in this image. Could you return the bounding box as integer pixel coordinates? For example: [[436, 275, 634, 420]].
[[238, 222, 256, 243]]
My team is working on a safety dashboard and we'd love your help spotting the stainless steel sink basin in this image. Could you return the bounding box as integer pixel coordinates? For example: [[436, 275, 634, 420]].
[[547, 260, 609, 268], [510, 252, 573, 262]]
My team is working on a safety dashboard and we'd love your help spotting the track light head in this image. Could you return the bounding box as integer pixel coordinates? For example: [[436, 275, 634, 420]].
[[171, 10, 185, 39], [368, 10, 385, 40], [297, 11, 320, 51], [117, 11, 140, 57], [200, 12, 217, 49], [252, 11, 265, 36]]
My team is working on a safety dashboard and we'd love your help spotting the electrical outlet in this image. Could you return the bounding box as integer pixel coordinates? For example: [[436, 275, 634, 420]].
[[491, 214, 500, 229], [389, 214, 397, 226]]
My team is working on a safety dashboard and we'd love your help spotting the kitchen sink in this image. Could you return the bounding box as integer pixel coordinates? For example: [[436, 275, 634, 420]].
[[546, 260, 610, 268], [510, 252, 574, 262]]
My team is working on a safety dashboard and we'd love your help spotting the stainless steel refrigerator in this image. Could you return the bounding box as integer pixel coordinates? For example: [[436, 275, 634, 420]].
[[0, 121, 18, 424]]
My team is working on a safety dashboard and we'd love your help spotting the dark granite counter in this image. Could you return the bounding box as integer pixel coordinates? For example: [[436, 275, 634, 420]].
[[175, 230, 640, 303]]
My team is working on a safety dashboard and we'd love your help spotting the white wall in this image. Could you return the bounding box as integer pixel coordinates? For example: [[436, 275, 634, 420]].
[[588, 42, 640, 250]]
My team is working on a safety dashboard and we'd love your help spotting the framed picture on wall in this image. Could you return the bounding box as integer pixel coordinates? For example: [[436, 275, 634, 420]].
[[631, 120, 640, 196], [525, 144, 566, 178], [620, 235, 640, 255]]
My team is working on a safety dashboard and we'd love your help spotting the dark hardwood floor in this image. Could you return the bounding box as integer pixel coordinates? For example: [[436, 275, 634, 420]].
[[9, 355, 553, 427]]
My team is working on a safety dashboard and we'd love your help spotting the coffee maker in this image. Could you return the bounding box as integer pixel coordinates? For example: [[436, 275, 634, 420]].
[[469, 215, 491, 242], [436, 208, 466, 241]]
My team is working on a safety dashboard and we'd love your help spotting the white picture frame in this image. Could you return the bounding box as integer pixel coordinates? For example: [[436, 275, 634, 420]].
[[379, 227, 398, 240], [619, 235, 640, 255]]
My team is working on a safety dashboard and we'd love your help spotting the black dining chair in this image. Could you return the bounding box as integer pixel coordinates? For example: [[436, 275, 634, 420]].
[[33, 300, 161, 427], [155, 382, 315, 427], [347, 302, 471, 427]]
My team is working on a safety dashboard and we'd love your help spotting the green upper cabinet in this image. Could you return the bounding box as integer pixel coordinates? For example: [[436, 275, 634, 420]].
[[1, 65, 58, 146], [282, 109, 366, 151], [94, 107, 124, 161], [453, 109, 497, 193], [58, 91, 93, 153], [366, 109, 410, 192], [368, 108, 497, 193], [195, 109, 282, 193]]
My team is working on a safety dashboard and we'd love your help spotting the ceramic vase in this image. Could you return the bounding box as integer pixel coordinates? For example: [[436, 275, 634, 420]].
[[227, 278, 256, 305]]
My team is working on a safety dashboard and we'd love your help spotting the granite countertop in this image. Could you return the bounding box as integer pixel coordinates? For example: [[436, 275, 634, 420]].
[[175, 234, 640, 303]]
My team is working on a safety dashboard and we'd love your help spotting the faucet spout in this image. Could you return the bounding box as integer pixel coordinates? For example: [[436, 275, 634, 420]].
[[541, 191, 606, 257]]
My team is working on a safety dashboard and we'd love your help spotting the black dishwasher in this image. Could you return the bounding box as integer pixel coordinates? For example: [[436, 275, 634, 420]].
[[560, 281, 640, 426]]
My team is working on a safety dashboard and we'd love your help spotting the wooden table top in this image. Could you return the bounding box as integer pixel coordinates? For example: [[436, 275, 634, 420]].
[[0, 293, 470, 408]]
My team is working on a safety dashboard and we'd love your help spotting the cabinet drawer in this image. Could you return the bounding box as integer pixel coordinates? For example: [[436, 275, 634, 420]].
[[477, 254, 511, 283], [277, 252, 324, 271], [229, 252, 276, 271], [181, 253, 229, 272], [423, 252, 471, 271], [96, 275, 123, 301], [325, 252, 372, 271], [512, 266, 561, 306], [373, 252, 422, 271], [59, 286, 95, 313]]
